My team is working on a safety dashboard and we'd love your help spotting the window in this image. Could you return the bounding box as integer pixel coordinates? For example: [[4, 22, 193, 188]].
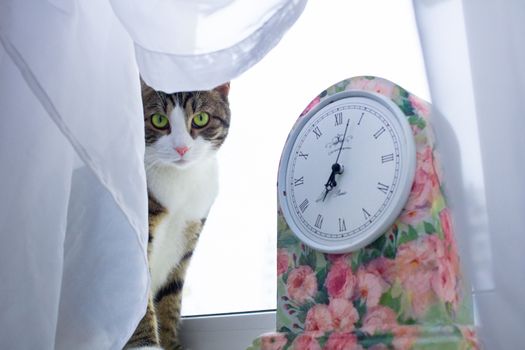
[[181, 0, 429, 339]]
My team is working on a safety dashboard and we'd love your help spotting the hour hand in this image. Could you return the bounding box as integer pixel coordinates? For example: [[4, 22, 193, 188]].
[[316, 176, 334, 203], [332, 163, 344, 175], [321, 167, 342, 202], [322, 181, 335, 201], [317, 186, 333, 203]]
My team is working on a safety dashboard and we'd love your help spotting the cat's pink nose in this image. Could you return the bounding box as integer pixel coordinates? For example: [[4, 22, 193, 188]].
[[175, 146, 189, 156]]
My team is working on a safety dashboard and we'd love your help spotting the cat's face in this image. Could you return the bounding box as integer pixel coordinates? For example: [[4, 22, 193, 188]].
[[142, 81, 230, 169]]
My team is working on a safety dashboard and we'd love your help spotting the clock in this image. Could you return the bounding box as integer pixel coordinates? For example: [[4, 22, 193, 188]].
[[277, 88, 416, 253], [248, 76, 478, 349]]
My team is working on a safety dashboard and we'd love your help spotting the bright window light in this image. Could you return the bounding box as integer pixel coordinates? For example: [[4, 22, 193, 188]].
[[182, 0, 429, 316]]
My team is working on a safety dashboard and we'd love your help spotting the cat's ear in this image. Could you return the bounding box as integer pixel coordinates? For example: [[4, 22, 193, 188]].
[[214, 82, 230, 100], [140, 77, 152, 94]]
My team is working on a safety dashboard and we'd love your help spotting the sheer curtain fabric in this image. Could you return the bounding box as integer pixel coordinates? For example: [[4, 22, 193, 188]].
[[413, 0, 525, 348], [0, 0, 306, 349]]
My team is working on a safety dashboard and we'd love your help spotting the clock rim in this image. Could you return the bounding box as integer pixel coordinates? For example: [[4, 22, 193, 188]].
[[277, 89, 416, 253]]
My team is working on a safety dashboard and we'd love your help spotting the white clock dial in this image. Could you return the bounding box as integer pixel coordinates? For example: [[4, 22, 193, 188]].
[[278, 91, 416, 253]]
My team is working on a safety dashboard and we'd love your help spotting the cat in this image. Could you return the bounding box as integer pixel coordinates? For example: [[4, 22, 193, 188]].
[[125, 80, 231, 350]]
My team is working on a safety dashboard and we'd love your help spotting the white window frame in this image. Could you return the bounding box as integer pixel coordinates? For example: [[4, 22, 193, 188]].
[[180, 311, 276, 349]]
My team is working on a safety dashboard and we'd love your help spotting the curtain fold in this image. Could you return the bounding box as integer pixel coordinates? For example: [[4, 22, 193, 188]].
[[414, 0, 525, 348], [111, 0, 307, 92], [0, 0, 305, 348]]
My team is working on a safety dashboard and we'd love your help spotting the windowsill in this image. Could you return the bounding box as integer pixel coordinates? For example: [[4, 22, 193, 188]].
[[180, 310, 276, 350]]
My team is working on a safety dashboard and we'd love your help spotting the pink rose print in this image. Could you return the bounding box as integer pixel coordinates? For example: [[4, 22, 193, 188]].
[[287, 266, 318, 304], [326, 253, 352, 264], [368, 345, 389, 350], [277, 249, 289, 276], [291, 333, 322, 350], [404, 273, 435, 317], [459, 326, 480, 350], [325, 258, 356, 300], [348, 77, 371, 90], [361, 305, 398, 335], [366, 257, 396, 285], [348, 78, 395, 98], [261, 332, 288, 350], [305, 304, 333, 336], [440, 208, 454, 248], [431, 256, 459, 308], [396, 234, 460, 316], [399, 207, 428, 226], [392, 325, 419, 350], [301, 96, 321, 117], [428, 208, 461, 308], [328, 298, 359, 333], [439, 208, 460, 270], [323, 332, 363, 350], [401, 171, 432, 222], [400, 147, 440, 225], [304, 299, 359, 336], [409, 94, 430, 118], [418, 147, 438, 178], [356, 267, 389, 308]]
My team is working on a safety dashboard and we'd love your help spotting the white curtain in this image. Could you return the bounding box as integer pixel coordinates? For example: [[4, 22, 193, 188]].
[[3, 0, 522, 348], [0, 0, 305, 349], [413, 0, 525, 348]]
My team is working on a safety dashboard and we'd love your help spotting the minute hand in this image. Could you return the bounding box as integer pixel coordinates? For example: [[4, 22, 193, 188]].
[[335, 119, 350, 165]]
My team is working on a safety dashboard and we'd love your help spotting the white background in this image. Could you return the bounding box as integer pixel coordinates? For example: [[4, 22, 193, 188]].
[[182, 0, 429, 316], [183, 1, 525, 348]]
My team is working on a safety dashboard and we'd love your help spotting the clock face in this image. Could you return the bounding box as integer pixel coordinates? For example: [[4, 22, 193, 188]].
[[278, 91, 416, 253]]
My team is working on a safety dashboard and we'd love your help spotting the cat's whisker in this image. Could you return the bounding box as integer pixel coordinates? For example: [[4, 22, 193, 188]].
[[145, 160, 159, 172], [144, 154, 165, 172]]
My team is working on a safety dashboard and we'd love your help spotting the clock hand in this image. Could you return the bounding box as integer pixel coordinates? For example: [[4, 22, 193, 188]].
[[334, 119, 350, 165], [322, 163, 343, 201], [322, 120, 349, 201], [322, 173, 335, 201]]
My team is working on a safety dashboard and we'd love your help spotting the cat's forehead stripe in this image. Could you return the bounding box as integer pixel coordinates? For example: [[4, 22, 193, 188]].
[[166, 93, 176, 107], [156, 91, 168, 110], [157, 92, 193, 110]]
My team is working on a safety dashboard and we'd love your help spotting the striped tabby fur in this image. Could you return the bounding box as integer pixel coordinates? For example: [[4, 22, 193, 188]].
[[125, 81, 230, 350]]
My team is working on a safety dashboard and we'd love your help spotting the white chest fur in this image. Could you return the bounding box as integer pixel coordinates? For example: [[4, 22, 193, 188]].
[[146, 156, 219, 295]]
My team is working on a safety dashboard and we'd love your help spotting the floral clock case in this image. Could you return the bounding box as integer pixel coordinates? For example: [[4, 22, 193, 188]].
[[247, 77, 479, 350]]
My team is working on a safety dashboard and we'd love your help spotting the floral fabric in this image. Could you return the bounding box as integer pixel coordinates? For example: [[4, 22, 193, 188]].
[[247, 77, 478, 350]]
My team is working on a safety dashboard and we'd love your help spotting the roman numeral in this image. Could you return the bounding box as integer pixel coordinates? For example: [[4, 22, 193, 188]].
[[362, 208, 371, 220], [314, 214, 324, 229], [299, 199, 309, 213], [313, 126, 322, 139], [358, 112, 365, 125], [298, 152, 309, 160], [338, 218, 347, 232], [377, 182, 389, 194], [294, 177, 304, 186], [381, 153, 394, 163], [334, 112, 343, 126], [373, 126, 386, 139]]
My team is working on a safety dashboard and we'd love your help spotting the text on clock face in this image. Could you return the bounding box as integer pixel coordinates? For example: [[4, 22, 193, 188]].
[[287, 102, 402, 240]]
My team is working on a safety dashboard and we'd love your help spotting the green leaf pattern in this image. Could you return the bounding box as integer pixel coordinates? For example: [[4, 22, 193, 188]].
[[248, 77, 478, 350]]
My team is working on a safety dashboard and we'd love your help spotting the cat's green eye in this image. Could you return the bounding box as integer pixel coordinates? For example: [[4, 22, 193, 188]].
[[192, 112, 210, 128], [151, 113, 169, 129]]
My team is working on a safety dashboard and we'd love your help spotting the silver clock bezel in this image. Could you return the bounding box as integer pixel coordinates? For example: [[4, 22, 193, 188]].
[[277, 90, 416, 253]]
